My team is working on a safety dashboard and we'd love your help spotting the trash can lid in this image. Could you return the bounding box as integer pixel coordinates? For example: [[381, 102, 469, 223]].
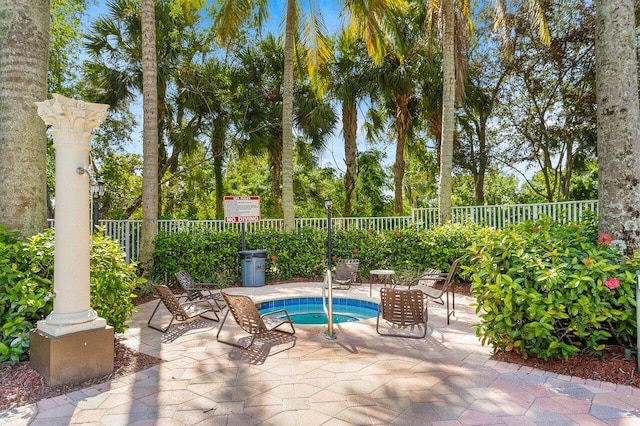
[[239, 249, 267, 258]]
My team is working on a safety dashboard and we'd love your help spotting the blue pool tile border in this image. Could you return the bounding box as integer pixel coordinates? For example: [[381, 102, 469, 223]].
[[258, 297, 378, 314]]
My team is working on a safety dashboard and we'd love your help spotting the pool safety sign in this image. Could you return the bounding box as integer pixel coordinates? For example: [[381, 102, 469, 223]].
[[224, 196, 261, 223]]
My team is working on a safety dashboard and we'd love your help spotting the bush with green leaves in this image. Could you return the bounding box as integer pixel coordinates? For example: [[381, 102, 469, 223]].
[[151, 224, 477, 285], [0, 227, 141, 364], [0, 226, 52, 364], [466, 217, 639, 360]]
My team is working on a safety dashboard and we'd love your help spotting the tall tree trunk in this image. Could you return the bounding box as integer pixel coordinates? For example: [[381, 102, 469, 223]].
[[271, 142, 283, 217], [139, 0, 159, 273], [474, 119, 487, 204], [0, 0, 49, 237], [595, 0, 640, 253], [438, 0, 455, 224], [212, 132, 224, 220], [342, 100, 357, 217], [281, 0, 296, 230], [394, 94, 410, 214]]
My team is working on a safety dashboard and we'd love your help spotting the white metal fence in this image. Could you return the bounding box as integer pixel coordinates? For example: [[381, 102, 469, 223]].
[[48, 200, 598, 261]]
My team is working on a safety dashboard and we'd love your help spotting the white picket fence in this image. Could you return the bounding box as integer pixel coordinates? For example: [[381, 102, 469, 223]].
[[48, 200, 598, 261]]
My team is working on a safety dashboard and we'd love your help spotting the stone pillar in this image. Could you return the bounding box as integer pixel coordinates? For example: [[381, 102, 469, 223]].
[[31, 94, 114, 386], [34, 94, 110, 336]]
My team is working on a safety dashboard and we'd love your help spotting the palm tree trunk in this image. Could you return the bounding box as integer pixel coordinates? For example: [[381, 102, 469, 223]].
[[393, 94, 410, 214], [595, 0, 640, 253], [139, 0, 159, 273], [438, 0, 455, 224], [342, 100, 357, 217], [281, 0, 296, 230], [0, 0, 49, 237]]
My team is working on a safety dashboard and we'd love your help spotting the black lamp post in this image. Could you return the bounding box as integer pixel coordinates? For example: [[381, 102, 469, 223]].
[[325, 196, 333, 271], [90, 177, 105, 230]]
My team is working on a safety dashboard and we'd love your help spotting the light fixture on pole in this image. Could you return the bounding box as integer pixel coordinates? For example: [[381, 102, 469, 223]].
[[90, 177, 105, 230]]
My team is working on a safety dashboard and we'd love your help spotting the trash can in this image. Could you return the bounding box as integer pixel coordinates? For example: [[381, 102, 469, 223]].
[[239, 249, 267, 287]]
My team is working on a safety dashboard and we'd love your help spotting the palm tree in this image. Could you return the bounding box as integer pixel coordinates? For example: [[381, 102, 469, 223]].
[[230, 35, 337, 215], [422, 0, 549, 223], [85, 0, 206, 269], [212, 0, 394, 229], [595, 0, 640, 252], [139, 0, 159, 272], [364, 10, 435, 214], [0, 0, 49, 236], [330, 33, 375, 217]]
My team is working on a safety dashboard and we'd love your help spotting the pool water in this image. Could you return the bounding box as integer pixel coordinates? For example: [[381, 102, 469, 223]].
[[258, 297, 379, 325]]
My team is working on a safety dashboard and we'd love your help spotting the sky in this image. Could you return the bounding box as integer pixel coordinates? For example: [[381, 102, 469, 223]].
[[83, 0, 387, 175]]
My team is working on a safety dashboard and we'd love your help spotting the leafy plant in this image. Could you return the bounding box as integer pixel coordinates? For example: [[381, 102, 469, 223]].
[[0, 228, 141, 364], [151, 224, 476, 284], [466, 217, 639, 360], [0, 226, 52, 364]]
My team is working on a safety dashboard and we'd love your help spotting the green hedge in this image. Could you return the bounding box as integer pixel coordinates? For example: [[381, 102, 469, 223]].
[[150, 223, 480, 285], [465, 216, 639, 360]]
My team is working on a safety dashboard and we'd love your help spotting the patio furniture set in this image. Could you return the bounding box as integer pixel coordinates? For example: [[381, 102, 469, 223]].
[[147, 258, 462, 351]]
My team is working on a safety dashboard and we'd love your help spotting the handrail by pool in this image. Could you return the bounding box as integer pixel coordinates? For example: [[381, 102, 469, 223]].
[[322, 269, 336, 339]]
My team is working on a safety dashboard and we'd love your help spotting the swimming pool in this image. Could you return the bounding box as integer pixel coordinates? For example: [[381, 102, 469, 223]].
[[258, 297, 379, 325]]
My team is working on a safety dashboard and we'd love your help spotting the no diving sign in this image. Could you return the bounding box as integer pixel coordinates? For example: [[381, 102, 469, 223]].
[[224, 196, 261, 223]]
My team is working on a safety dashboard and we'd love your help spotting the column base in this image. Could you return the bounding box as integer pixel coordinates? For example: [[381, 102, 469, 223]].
[[29, 325, 114, 386], [36, 316, 106, 337]]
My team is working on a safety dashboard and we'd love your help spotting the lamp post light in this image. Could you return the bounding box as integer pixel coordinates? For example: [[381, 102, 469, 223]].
[[90, 177, 105, 230], [325, 196, 333, 271]]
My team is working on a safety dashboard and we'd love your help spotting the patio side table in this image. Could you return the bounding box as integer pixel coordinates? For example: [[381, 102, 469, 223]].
[[369, 269, 395, 296]]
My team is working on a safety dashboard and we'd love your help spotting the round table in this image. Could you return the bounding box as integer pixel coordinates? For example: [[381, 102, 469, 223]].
[[369, 269, 395, 296]]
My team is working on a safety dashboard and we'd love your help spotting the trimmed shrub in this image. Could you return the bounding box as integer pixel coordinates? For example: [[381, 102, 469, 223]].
[[466, 217, 639, 360], [151, 224, 477, 285]]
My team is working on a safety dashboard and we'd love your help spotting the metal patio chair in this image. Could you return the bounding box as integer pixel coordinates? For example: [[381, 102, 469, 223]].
[[148, 285, 220, 332], [332, 259, 362, 289], [174, 270, 225, 311], [407, 257, 462, 324], [216, 291, 296, 352], [376, 287, 428, 339]]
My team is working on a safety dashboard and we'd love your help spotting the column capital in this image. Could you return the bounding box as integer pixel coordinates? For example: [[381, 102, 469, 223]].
[[35, 94, 109, 147]]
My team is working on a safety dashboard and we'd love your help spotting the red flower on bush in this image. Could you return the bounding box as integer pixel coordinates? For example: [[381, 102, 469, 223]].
[[532, 227, 540, 232], [331, 255, 336, 261], [353, 248, 359, 254], [270, 255, 277, 261], [367, 228, 373, 233], [396, 232, 401, 238], [604, 277, 620, 290], [598, 233, 612, 245]]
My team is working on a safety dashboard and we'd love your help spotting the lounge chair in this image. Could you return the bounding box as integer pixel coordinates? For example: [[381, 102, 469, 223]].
[[408, 257, 462, 324], [216, 291, 296, 351], [175, 270, 224, 311], [333, 259, 361, 289], [148, 285, 220, 332], [376, 288, 428, 338]]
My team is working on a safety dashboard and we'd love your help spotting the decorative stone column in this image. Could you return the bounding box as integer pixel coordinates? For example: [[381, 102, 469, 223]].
[[30, 94, 113, 386]]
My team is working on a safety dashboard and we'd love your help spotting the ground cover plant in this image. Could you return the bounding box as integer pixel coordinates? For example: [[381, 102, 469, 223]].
[[466, 215, 640, 360]]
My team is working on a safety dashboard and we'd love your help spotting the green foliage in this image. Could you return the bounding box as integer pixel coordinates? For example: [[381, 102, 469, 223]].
[[89, 232, 143, 333], [0, 226, 52, 364], [151, 224, 477, 284], [0, 228, 140, 364], [152, 231, 242, 284], [466, 217, 639, 360]]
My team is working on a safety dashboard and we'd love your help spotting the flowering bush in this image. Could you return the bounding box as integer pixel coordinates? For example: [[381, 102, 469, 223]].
[[466, 216, 640, 360]]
